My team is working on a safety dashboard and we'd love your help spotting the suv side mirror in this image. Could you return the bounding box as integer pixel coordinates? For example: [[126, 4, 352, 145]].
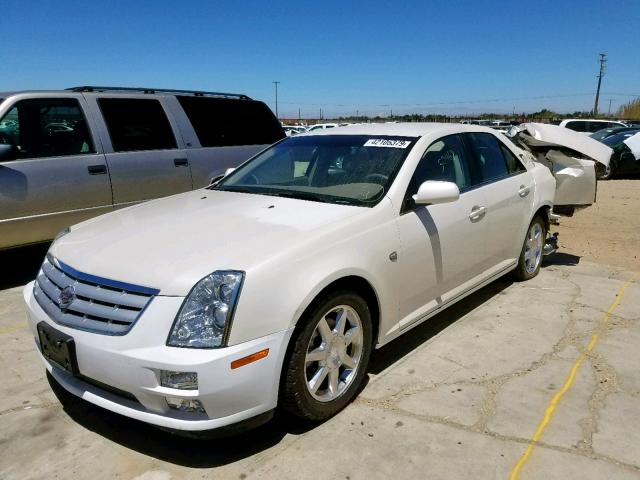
[[225, 167, 236, 176], [413, 180, 460, 205]]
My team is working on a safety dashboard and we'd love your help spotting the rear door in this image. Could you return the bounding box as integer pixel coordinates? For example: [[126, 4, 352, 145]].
[[464, 132, 533, 267], [169, 96, 285, 187], [85, 96, 193, 207], [0, 95, 112, 249]]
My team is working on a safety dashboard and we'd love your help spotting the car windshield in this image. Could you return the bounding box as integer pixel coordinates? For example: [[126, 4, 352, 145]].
[[212, 134, 418, 206]]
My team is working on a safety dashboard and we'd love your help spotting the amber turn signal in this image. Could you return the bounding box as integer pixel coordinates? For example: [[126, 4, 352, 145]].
[[230, 348, 269, 369]]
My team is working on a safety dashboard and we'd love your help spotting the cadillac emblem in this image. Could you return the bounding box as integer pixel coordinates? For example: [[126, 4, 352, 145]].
[[58, 285, 76, 310]]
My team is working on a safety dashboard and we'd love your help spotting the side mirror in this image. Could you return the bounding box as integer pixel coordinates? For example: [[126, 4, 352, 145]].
[[225, 167, 236, 176], [0, 144, 16, 161], [412, 180, 460, 205]]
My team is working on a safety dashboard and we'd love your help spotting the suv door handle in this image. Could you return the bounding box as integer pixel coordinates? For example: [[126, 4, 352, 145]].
[[174, 158, 189, 167], [469, 205, 487, 221], [87, 164, 107, 175], [518, 185, 530, 197]]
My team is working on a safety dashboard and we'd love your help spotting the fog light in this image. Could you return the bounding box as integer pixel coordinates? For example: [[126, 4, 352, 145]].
[[166, 397, 205, 413], [160, 370, 198, 390]]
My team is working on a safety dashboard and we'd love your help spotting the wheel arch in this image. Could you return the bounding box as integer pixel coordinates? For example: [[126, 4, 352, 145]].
[[292, 274, 382, 347], [532, 204, 552, 231]]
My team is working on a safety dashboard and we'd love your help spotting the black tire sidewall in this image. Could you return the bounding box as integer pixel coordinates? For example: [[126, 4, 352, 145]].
[[281, 290, 373, 420]]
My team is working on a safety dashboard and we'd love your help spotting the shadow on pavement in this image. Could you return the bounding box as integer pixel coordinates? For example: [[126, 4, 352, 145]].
[[48, 372, 315, 468], [543, 252, 580, 267], [369, 276, 513, 375], [0, 243, 49, 290]]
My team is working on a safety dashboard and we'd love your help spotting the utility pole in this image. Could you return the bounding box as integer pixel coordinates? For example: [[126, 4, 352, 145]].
[[607, 99, 612, 116], [593, 53, 607, 115], [298, 108, 301, 122], [272, 81, 280, 119]]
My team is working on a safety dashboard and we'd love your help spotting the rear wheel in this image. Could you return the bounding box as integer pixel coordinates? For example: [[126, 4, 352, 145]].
[[514, 216, 546, 281], [596, 161, 615, 180], [281, 291, 373, 421]]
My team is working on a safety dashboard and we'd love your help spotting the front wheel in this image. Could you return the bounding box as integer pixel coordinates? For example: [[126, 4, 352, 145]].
[[280, 291, 373, 421], [514, 216, 547, 281]]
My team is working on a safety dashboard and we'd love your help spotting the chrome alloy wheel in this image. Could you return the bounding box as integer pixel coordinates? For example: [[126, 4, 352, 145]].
[[524, 222, 544, 274], [304, 305, 364, 402]]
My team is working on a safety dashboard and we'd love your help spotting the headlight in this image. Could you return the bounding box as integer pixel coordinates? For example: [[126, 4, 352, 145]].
[[167, 271, 244, 348]]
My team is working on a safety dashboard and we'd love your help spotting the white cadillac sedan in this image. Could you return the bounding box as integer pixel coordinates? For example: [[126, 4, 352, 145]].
[[23, 123, 610, 434]]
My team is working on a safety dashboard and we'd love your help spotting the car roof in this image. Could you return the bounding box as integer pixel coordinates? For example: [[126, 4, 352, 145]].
[[296, 122, 498, 137], [562, 118, 625, 123]]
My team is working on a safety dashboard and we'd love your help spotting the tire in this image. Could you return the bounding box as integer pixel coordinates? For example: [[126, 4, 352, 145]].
[[596, 161, 615, 180], [280, 290, 373, 421], [514, 216, 547, 281]]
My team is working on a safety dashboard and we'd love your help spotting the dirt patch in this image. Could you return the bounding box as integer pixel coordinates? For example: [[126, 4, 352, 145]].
[[554, 179, 640, 271]]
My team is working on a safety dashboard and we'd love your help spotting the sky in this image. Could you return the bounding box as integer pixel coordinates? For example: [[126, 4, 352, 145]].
[[1, 0, 639, 118]]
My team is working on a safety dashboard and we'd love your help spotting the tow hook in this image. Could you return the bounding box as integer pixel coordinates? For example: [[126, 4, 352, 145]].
[[543, 232, 559, 256]]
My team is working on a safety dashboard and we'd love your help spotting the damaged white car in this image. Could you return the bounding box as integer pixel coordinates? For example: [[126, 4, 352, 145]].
[[24, 122, 611, 435]]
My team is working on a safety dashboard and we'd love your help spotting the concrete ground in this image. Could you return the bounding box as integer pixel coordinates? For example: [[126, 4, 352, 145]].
[[1, 246, 639, 479]]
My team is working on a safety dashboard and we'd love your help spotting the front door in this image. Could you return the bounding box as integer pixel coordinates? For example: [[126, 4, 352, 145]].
[[395, 134, 490, 330], [0, 97, 112, 249]]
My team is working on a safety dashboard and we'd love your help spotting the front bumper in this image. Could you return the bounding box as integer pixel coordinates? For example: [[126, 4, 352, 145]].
[[24, 281, 293, 431]]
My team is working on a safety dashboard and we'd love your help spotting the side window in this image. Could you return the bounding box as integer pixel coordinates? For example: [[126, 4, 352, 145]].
[[0, 98, 95, 160], [411, 134, 473, 193], [177, 96, 284, 147], [467, 132, 509, 182], [565, 121, 587, 132], [499, 143, 526, 174], [98, 98, 177, 152]]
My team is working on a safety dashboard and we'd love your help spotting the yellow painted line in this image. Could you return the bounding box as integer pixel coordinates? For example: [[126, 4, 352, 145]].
[[509, 273, 638, 480], [0, 322, 28, 335]]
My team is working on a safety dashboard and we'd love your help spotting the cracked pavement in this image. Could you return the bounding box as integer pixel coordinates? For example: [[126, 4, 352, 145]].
[[0, 248, 639, 480]]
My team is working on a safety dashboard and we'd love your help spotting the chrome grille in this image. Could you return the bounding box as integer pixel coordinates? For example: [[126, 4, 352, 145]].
[[34, 256, 159, 335]]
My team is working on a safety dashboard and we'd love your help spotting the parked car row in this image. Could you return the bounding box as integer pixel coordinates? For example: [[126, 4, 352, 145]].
[[0, 86, 285, 249]]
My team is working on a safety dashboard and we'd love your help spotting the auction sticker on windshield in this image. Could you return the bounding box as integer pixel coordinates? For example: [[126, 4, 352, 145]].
[[363, 139, 412, 148]]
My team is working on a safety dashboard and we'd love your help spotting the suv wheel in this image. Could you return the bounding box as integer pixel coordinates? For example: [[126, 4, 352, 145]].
[[281, 290, 373, 421]]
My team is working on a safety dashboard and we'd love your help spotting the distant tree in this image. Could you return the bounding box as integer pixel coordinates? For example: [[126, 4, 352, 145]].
[[618, 98, 640, 120]]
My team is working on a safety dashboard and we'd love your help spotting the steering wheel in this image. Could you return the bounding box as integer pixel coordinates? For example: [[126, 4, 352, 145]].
[[364, 173, 389, 185]]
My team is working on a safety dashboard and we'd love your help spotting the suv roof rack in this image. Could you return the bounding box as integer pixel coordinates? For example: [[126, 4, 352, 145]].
[[66, 86, 251, 100]]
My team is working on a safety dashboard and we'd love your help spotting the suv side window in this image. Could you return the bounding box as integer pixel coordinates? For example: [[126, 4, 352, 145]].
[[177, 96, 285, 147], [0, 98, 95, 160], [466, 132, 510, 182], [98, 98, 177, 152]]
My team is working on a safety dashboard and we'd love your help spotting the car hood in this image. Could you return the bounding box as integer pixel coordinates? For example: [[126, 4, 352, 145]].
[[50, 189, 364, 295], [509, 123, 612, 166]]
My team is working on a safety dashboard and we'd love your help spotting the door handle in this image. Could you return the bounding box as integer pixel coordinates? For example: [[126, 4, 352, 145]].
[[87, 164, 107, 175], [174, 158, 189, 167], [469, 205, 486, 221], [518, 185, 531, 197]]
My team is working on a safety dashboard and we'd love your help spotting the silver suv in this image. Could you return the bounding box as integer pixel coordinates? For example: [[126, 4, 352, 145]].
[[0, 86, 284, 250]]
